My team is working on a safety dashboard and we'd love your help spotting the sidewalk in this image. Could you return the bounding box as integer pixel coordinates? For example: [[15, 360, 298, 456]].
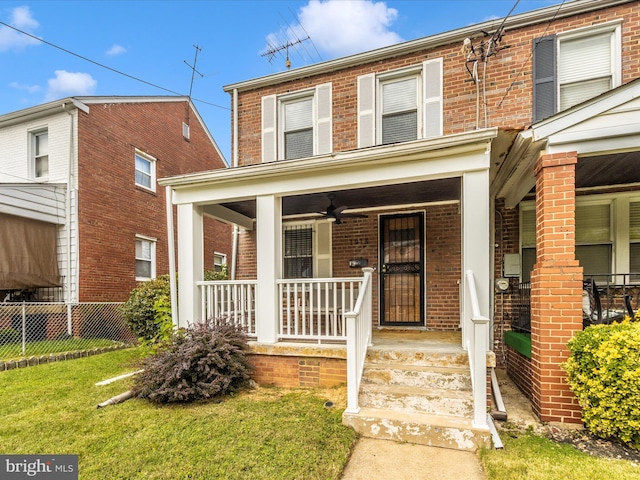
[[340, 437, 486, 480]]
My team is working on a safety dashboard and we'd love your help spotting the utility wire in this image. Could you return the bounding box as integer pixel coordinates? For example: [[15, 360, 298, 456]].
[[0, 20, 229, 111], [495, 0, 566, 110]]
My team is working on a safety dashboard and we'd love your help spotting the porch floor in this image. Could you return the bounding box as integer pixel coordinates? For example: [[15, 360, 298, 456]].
[[370, 329, 464, 353]]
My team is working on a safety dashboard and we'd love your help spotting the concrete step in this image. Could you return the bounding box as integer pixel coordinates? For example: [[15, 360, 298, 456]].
[[342, 407, 490, 451], [362, 363, 472, 391], [359, 383, 474, 417], [365, 346, 469, 368]]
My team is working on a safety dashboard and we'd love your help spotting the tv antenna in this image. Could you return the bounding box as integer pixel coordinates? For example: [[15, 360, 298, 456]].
[[184, 44, 203, 125], [262, 36, 310, 69]]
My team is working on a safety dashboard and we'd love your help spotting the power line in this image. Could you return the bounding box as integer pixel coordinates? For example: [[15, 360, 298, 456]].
[[0, 21, 229, 111], [495, 0, 566, 110]]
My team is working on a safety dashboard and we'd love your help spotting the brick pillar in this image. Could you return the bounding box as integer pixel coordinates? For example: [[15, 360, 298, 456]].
[[530, 151, 583, 423]]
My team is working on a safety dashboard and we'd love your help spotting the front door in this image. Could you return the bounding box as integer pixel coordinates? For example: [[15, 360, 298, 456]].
[[380, 213, 425, 326]]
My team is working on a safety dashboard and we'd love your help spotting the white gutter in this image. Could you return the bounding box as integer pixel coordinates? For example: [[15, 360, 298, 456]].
[[62, 102, 75, 304]]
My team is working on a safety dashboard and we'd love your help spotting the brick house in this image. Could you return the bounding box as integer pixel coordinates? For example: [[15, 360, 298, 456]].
[[161, 0, 640, 450], [0, 96, 232, 304]]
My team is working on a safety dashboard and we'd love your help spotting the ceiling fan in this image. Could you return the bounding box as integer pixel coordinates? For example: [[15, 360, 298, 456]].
[[318, 193, 368, 224]]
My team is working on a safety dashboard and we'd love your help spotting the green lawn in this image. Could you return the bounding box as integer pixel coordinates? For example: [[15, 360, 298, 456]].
[[0, 338, 129, 361], [0, 348, 357, 479], [482, 429, 640, 480]]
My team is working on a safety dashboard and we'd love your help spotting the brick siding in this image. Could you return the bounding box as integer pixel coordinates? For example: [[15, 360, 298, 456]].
[[76, 100, 231, 301]]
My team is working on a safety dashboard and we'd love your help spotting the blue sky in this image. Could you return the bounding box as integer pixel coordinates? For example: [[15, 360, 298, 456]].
[[0, 0, 556, 161]]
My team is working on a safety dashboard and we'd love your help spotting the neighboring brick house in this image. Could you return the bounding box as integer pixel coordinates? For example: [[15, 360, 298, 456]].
[[0, 96, 231, 303], [161, 0, 640, 444]]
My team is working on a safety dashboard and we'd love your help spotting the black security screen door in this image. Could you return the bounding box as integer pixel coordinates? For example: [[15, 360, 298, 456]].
[[380, 213, 425, 326]]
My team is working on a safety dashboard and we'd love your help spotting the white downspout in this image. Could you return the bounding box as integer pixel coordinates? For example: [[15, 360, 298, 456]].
[[62, 103, 75, 305], [165, 186, 178, 326]]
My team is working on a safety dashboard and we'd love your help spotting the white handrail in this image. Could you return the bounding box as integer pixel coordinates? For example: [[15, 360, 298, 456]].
[[465, 269, 490, 429], [344, 268, 374, 414], [198, 280, 257, 336]]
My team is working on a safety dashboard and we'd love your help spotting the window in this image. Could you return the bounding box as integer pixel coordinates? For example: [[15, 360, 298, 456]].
[[261, 83, 332, 162], [283, 96, 313, 160], [284, 225, 313, 278], [630, 202, 640, 281], [357, 59, 443, 148], [135, 236, 156, 280], [214, 252, 227, 273], [533, 23, 621, 122], [282, 221, 332, 279], [380, 76, 419, 144], [521, 201, 613, 281], [31, 130, 49, 179], [135, 151, 156, 191]]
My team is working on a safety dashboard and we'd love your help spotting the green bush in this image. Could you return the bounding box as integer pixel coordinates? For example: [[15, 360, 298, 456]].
[[132, 321, 252, 403], [121, 276, 170, 341], [0, 328, 19, 345], [563, 321, 640, 448]]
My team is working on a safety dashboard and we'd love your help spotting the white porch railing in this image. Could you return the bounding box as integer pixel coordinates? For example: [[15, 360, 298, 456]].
[[344, 268, 374, 414], [198, 280, 257, 336], [277, 277, 363, 343], [465, 270, 490, 429]]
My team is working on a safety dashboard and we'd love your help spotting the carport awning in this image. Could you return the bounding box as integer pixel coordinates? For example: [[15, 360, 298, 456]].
[[0, 212, 61, 289]]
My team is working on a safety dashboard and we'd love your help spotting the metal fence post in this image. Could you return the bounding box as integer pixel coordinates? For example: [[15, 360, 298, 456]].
[[67, 303, 73, 336], [21, 302, 26, 356]]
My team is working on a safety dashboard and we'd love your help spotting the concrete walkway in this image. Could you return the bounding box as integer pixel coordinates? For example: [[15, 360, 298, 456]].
[[340, 437, 486, 480], [341, 368, 542, 479]]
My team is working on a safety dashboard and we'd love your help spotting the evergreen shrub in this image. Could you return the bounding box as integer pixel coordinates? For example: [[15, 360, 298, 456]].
[[563, 321, 640, 448]]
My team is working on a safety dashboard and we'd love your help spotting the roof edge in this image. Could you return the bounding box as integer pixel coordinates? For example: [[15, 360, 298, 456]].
[[223, 0, 632, 93]]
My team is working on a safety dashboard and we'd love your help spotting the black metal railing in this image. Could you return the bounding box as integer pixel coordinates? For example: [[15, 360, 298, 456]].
[[513, 274, 640, 333], [1, 284, 65, 303]]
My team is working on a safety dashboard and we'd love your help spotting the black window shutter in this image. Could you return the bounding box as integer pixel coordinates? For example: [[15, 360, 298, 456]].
[[532, 35, 557, 123]]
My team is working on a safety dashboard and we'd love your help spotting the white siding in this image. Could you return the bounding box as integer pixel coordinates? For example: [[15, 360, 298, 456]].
[[0, 107, 79, 302]]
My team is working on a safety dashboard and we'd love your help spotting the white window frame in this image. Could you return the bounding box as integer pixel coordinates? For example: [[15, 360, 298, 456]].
[[213, 252, 227, 272], [135, 235, 156, 281], [357, 59, 443, 148], [282, 220, 332, 279], [518, 193, 640, 282], [262, 83, 332, 162], [557, 22, 621, 111], [279, 91, 315, 161], [135, 150, 156, 192], [30, 128, 49, 180], [376, 68, 422, 145]]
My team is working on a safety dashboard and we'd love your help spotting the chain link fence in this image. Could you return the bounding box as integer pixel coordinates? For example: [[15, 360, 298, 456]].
[[0, 302, 137, 361]]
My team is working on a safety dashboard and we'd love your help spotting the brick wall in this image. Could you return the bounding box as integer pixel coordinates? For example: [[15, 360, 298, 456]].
[[248, 354, 346, 387], [236, 202, 461, 330], [506, 346, 534, 402], [76, 100, 231, 301], [233, 4, 639, 165]]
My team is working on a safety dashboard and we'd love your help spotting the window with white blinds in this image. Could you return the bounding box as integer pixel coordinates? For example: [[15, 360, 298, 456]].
[[284, 97, 313, 160], [559, 32, 613, 110], [520, 202, 612, 280], [630, 202, 640, 278], [381, 77, 418, 144]]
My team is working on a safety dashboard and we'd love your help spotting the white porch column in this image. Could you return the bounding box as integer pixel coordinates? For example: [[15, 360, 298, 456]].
[[177, 203, 204, 328], [256, 194, 282, 343], [461, 169, 490, 348]]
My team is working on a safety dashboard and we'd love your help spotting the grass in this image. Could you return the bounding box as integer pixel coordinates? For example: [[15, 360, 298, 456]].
[[0, 348, 357, 479], [0, 338, 129, 361], [481, 429, 640, 480]]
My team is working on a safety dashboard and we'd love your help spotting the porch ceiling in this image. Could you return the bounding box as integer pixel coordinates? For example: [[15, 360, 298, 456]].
[[220, 177, 461, 218], [576, 151, 640, 188]]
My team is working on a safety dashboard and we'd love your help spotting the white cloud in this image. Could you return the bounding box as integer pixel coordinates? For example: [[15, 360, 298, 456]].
[[0, 6, 40, 51], [45, 70, 97, 101], [9, 81, 40, 93], [265, 0, 403, 61], [106, 44, 126, 56]]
